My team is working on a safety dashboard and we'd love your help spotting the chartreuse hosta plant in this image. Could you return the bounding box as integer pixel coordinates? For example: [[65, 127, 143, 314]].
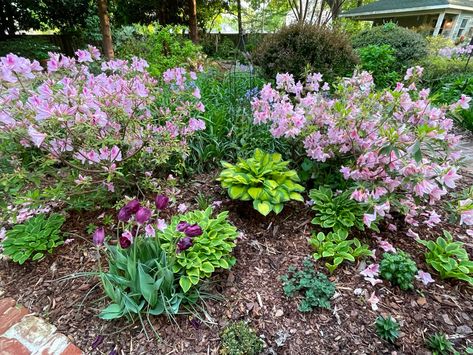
[[95, 196, 238, 322], [252, 69, 473, 230], [157, 207, 238, 293], [419, 231, 473, 285], [217, 149, 304, 216], [309, 187, 366, 233], [309, 229, 371, 273], [2, 213, 65, 264]]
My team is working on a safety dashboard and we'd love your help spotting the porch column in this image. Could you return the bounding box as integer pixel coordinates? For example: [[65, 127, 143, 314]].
[[433, 12, 446, 36]]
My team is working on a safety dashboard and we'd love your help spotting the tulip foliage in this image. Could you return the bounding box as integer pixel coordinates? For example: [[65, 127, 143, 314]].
[[252, 70, 473, 229], [0, 47, 206, 200], [218, 149, 305, 216]]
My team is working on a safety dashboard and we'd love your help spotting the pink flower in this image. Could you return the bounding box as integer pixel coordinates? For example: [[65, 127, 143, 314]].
[[365, 277, 383, 286], [378, 240, 396, 253], [406, 229, 419, 239], [156, 219, 167, 232], [145, 224, 155, 237], [363, 212, 377, 228], [458, 94, 471, 110], [415, 270, 434, 285], [439, 168, 461, 189], [28, 126, 47, 147], [367, 291, 379, 311], [425, 210, 441, 227], [177, 203, 188, 213], [361, 263, 379, 278], [460, 209, 473, 226]]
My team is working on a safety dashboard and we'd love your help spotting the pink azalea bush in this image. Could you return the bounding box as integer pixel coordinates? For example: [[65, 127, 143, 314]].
[[438, 44, 473, 59], [251, 69, 473, 229], [0, 46, 205, 197]]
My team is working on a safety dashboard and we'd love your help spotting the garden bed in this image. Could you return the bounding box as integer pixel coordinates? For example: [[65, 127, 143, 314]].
[[1, 172, 472, 354]]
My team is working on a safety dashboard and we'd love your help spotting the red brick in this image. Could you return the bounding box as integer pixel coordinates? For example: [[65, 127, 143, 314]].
[[0, 298, 16, 315], [0, 306, 29, 334], [60, 343, 83, 355], [0, 337, 30, 355]]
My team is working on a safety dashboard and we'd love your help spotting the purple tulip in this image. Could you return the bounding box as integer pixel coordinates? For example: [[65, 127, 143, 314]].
[[135, 207, 151, 224], [91, 335, 105, 350], [117, 206, 132, 222], [177, 237, 193, 252], [119, 231, 132, 249], [155, 194, 169, 210], [92, 227, 105, 246], [177, 221, 190, 232], [125, 199, 141, 213], [184, 224, 203, 238]]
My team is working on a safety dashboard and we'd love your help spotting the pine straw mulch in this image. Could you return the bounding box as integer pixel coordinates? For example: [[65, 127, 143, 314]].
[[1, 172, 472, 354]]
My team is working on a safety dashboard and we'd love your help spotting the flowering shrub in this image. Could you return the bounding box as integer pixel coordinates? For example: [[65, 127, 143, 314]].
[[438, 45, 473, 59], [0, 46, 205, 200], [252, 70, 472, 229]]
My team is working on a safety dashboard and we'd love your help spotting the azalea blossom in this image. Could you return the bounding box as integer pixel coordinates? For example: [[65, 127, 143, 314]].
[[360, 263, 380, 278], [367, 291, 380, 311], [406, 229, 419, 239], [415, 270, 434, 285], [378, 240, 396, 253], [177, 203, 188, 213], [156, 219, 167, 232]]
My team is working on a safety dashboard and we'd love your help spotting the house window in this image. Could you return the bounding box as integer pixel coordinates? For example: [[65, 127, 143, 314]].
[[457, 18, 470, 37]]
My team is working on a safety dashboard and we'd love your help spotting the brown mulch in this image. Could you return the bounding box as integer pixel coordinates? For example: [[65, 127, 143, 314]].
[[1, 172, 473, 354]]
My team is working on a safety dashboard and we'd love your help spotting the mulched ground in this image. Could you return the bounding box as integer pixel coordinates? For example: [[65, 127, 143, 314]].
[[1, 171, 472, 354]]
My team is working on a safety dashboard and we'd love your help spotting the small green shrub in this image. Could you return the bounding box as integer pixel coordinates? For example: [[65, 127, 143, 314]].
[[309, 187, 365, 233], [0, 37, 60, 60], [220, 321, 263, 355], [114, 23, 201, 77], [380, 250, 417, 290], [426, 332, 454, 355], [352, 23, 428, 68], [253, 23, 358, 81], [358, 44, 400, 88], [280, 258, 336, 312], [375, 315, 400, 343], [157, 207, 238, 292], [202, 35, 237, 59], [218, 149, 305, 216], [2, 214, 65, 264], [419, 231, 473, 285], [421, 56, 473, 91], [310, 229, 371, 273]]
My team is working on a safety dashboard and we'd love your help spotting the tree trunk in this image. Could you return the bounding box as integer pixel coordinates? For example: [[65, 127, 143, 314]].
[[237, 0, 243, 44], [357, 0, 363, 7], [97, 0, 114, 60], [188, 0, 199, 43]]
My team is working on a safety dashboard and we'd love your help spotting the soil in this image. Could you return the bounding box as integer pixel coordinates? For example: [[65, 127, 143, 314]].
[[1, 171, 473, 355]]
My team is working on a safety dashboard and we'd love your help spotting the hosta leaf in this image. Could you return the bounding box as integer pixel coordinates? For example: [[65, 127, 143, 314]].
[[228, 185, 247, 199], [273, 203, 284, 214], [289, 192, 304, 202], [179, 276, 192, 293], [248, 187, 263, 199], [253, 200, 272, 216], [99, 303, 123, 320]]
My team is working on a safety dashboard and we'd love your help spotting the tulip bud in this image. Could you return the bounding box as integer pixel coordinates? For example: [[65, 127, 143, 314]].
[[177, 221, 190, 232], [184, 224, 203, 238], [177, 236, 193, 252], [155, 194, 169, 210], [92, 227, 105, 246], [118, 207, 132, 222], [135, 207, 151, 224], [125, 199, 140, 213]]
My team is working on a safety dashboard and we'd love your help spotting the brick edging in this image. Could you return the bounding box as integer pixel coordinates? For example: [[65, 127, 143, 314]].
[[0, 297, 83, 355]]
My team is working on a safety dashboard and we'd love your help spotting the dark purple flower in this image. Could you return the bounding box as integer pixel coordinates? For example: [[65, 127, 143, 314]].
[[177, 236, 193, 252], [117, 207, 132, 222], [184, 224, 203, 238], [177, 221, 190, 232], [155, 194, 169, 210], [189, 317, 202, 329], [135, 207, 151, 224], [92, 227, 105, 246], [109, 349, 118, 355], [119, 231, 132, 249], [125, 199, 141, 213]]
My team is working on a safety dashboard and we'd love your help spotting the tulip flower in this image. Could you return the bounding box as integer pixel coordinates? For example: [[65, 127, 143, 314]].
[[119, 231, 133, 249], [92, 227, 105, 246], [184, 223, 203, 238], [136, 207, 151, 224], [117, 207, 132, 222], [177, 237, 193, 252], [177, 221, 190, 232], [125, 199, 140, 213], [155, 194, 169, 210]]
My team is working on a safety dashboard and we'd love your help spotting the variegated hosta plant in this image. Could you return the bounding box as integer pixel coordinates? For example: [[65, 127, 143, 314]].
[[217, 149, 305, 216]]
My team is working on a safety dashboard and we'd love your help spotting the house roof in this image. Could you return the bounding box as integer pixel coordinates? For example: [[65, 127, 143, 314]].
[[341, 0, 473, 18]]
